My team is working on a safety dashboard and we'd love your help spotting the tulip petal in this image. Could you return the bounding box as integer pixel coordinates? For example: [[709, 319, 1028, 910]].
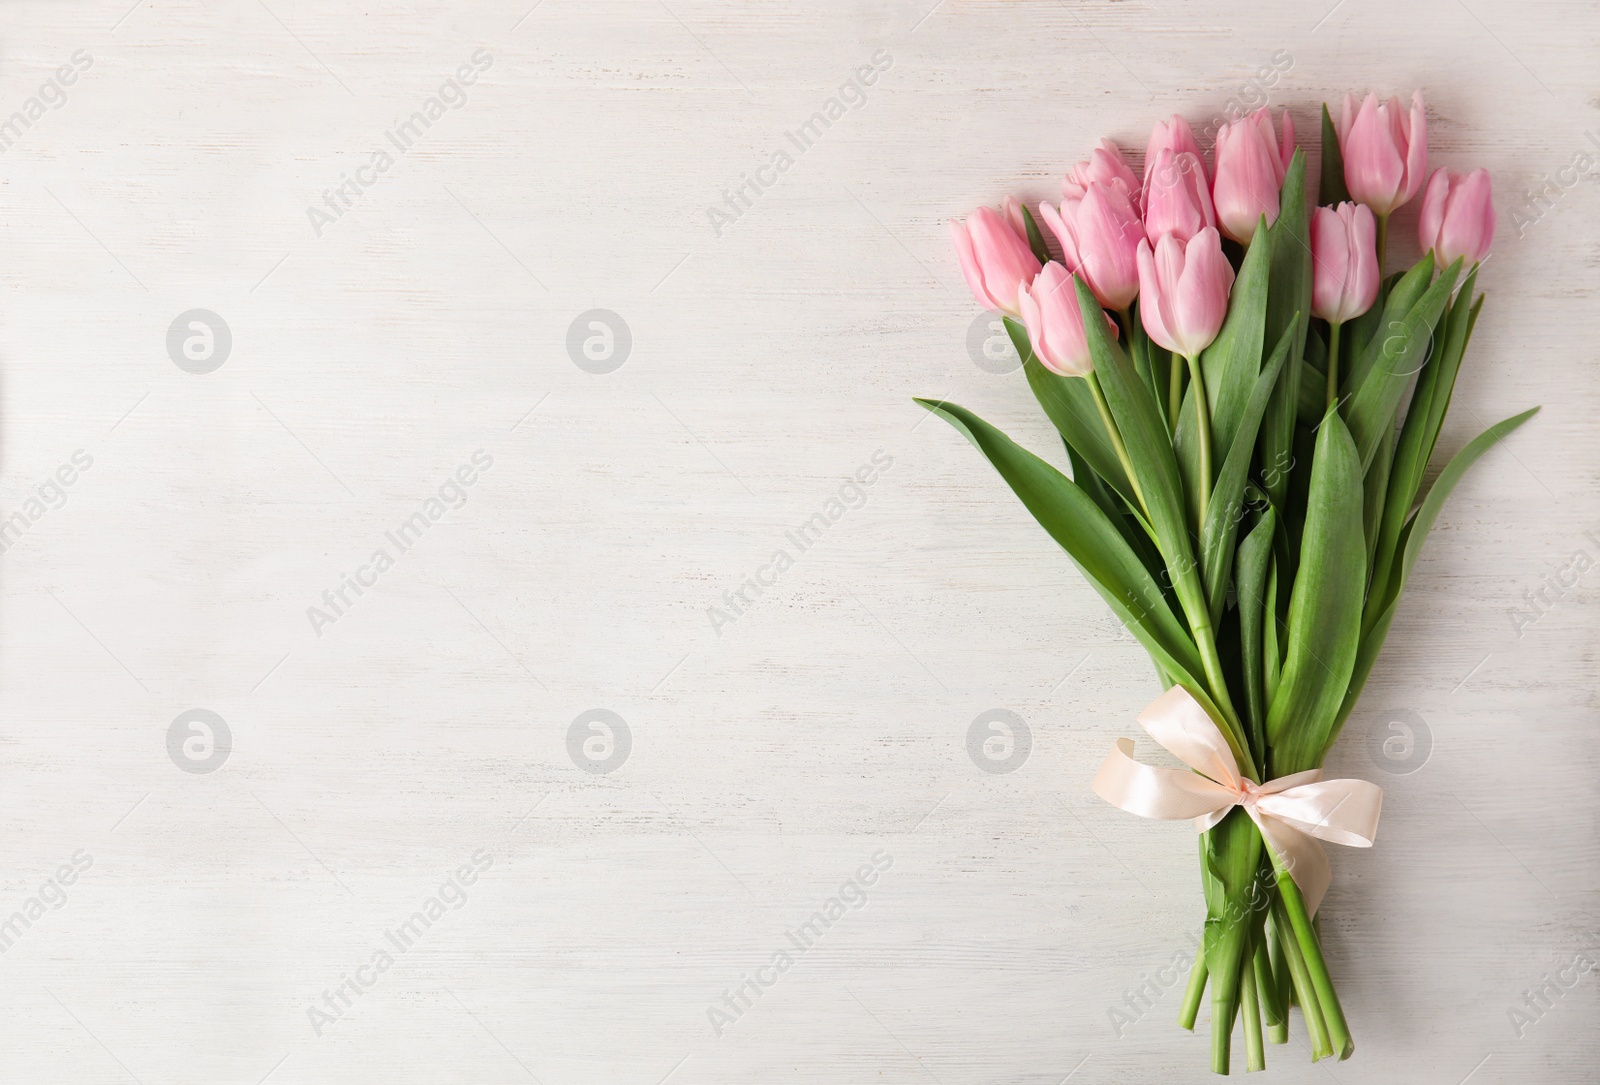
[[1346, 203, 1379, 320], [951, 218, 998, 311], [1136, 239, 1178, 355], [1171, 229, 1233, 356], [1145, 115, 1203, 189], [1401, 90, 1428, 205], [1039, 200, 1082, 272]]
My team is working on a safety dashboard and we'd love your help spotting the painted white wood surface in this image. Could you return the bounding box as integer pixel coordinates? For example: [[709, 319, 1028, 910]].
[[0, 0, 1594, 1081]]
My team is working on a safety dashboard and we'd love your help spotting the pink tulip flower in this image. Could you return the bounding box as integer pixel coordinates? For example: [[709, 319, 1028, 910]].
[[1417, 167, 1496, 268], [950, 204, 1042, 316], [1310, 202, 1380, 324], [1039, 184, 1143, 312], [1144, 115, 1204, 191], [1212, 108, 1296, 243], [1018, 262, 1117, 378], [1143, 149, 1215, 245], [1062, 138, 1140, 203], [1335, 91, 1427, 216], [1136, 227, 1235, 358]]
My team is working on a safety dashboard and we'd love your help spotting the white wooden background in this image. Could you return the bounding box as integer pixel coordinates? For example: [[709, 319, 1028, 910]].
[[0, 0, 1595, 1082]]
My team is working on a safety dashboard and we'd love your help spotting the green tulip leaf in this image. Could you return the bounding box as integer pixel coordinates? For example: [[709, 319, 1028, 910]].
[[1369, 270, 1480, 598], [1318, 103, 1350, 207], [1064, 439, 1169, 593], [1362, 413, 1396, 572], [1173, 380, 1204, 533], [1203, 215, 1273, 455], [1263, 555, 1281, 707], [1347, 259, 1432, 385], [1019, 202, 1052, 267], [1297, 358, 1327, 428], [1342, 257, 1463, 472], [1236, 506, 1278, 756], [1259, 150, 1311, 515], [1202, 321, 1294, 624], [1265, 410, 1366, 776]]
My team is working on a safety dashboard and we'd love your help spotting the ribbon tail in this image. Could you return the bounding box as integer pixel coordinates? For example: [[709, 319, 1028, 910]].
[[1251, 810, 1331, 916], [1250, 778, 1384, 914], [1092, 738, 1236, 822]]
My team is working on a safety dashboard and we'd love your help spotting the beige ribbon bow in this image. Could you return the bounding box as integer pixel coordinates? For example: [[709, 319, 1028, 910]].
[[1091, 687, 1383, 915]]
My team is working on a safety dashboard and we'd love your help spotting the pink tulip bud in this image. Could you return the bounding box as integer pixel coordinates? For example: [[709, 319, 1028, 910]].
[[1063, 138, 1140, 204], [1212, 108, 1295, 243], [1336, 91, 1427, 216], [1417, 167, 1495, 268], [950, 204, 1042, 316], [1137, 227, 1235, 358], [1142, 150, 1215, 245], [1144, 115, 1204, 192], [1038, 183, 1143, 312], [1018, 262, 1117, 378], [1310, 202, 1380, 324]]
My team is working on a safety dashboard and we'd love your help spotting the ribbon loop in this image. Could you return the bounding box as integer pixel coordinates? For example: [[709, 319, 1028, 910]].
[[1091, 688, 1383, 915]]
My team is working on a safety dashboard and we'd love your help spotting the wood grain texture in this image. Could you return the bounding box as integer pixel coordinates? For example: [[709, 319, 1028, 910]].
[[0, 0, 1594, 1081]]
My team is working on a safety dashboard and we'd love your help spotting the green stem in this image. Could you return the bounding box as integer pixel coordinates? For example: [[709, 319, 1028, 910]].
[[1185, 353, 1212, 523], [1168, 349, 1184, 432], [1179, 946, 1209, 1030], [1211, 947, 1241, 1075], [1272, 897, 1331, 1059], [1085, 369, 1149, 519], [1270, 912, 1292, 1013], [1242, 955, 1265, 1072], [1270, 850, 1352, 1059], [1375, 212, 1389, 272], [1254, 921, 1286, 1039], [1326, 322, 1342, 412]]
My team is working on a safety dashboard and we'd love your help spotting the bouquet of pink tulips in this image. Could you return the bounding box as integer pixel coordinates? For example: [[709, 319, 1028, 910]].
[[925, 93, 1535, 1073]]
